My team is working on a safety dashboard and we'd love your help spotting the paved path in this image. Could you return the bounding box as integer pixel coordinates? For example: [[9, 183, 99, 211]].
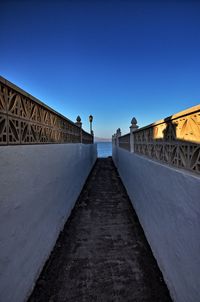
[[29, 158, 171, 302]]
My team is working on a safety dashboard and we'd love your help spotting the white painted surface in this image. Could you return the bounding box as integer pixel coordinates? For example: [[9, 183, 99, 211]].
[[0, 143, 97, 302], [112, 146, 200, 302]]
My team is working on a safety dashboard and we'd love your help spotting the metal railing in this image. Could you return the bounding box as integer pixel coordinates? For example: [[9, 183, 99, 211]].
[[0, 76, 93, 145]]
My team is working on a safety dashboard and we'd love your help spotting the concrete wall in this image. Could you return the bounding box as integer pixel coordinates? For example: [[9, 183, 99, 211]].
[[0, 143, 97, 302], [112, 145, 200, 302]]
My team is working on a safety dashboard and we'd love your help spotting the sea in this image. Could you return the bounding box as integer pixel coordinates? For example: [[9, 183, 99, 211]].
[[96, 142, 112, 158]]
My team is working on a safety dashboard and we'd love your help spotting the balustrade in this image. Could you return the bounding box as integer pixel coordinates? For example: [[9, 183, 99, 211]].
[[0, 76, 93, 145], [114, 105, 200, 174]]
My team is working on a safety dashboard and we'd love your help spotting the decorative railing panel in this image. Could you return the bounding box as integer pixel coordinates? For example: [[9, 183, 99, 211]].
[[82, 129, 94, 144], [133, 105, 200, 174], [0, 77, 93, 145], [119, 133, 130, 151]]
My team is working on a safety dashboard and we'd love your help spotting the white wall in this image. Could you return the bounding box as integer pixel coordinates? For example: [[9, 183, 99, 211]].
[[112, 146, 200, 302], [0, 143, 97, 302]]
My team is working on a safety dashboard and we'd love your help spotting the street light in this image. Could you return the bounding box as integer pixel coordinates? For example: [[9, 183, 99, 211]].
[[89, 115, 93, 134]]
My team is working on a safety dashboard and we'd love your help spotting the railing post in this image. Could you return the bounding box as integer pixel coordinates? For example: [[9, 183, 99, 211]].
[[116, 128, 121, 147], [130, 118, 138, 153], [75, 116, 82, 143], [112, 134, 116, 146]]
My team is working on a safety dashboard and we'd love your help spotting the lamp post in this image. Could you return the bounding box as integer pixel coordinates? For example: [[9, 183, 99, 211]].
[[89, 115, 93, 135]]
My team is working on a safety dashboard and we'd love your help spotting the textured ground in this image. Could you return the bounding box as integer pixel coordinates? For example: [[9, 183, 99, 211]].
[[28, 158, 172, 302]]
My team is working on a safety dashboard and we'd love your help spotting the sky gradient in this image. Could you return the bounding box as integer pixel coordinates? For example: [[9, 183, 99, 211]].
[[1, 0, 200, 138]]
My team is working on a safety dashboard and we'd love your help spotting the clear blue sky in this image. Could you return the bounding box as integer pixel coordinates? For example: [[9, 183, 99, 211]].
[[1, 0, 200, 138]]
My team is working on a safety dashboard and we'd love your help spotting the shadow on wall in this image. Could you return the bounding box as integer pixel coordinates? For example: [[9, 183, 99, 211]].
[[133, 111, 200, 174]]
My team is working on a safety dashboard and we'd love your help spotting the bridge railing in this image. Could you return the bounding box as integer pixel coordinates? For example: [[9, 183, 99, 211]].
[[113, 105, 200, 174], [0, 76, 93, 145]]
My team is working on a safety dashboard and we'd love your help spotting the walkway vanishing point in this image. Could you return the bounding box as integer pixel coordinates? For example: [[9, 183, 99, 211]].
[[29, 158, 171, 302], [1, 77, 200, 302]]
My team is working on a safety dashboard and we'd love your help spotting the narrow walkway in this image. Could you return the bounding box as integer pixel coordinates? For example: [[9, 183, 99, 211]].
[[29, 158, 171, 302]]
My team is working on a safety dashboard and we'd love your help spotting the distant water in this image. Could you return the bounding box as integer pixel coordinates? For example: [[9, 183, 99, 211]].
[[97, 142, 112, 158]]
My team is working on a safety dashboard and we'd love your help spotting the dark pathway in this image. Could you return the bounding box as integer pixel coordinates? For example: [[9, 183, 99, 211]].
[[29, 158, 171, 302]]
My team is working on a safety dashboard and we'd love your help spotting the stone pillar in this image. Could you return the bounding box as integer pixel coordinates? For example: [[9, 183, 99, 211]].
[[116, 128, 121, 147], [130, 117, 138, 153], [75, 116, 82, 143], [112, 134, 116, 146]]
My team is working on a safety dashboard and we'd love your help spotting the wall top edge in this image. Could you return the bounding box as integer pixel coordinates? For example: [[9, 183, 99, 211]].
[[134, 104, 200, 134], [0, 75, 92, 136], [116, 145, 200, 179], [119, 133, 130, 139]]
